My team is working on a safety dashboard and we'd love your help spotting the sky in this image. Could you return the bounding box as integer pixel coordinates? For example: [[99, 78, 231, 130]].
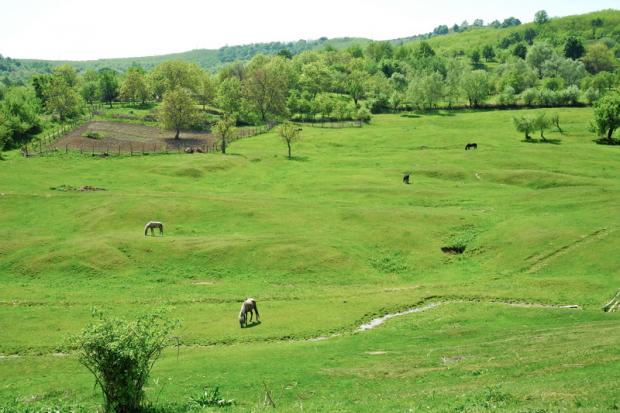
[[1, 0, 618, 61]]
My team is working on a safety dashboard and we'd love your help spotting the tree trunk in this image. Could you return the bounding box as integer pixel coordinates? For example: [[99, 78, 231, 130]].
[[108, 100, 113, 109], [287, 141, 291, 159], [175, 128, 180, 139], [608, 127, 615, 141], [222, 137, 226, 154]]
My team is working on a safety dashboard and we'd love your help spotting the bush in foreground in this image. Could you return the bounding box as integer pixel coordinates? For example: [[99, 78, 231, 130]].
[[69, 311, 178, 413]]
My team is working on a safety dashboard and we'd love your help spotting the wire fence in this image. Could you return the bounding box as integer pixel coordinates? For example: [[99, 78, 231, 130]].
[[21, 119, 277, 158]]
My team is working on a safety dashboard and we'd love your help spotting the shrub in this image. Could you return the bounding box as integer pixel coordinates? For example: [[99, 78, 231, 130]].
[[521, 88, 539, 106], [189, 386, 234, 408], [585, 87, 602, 104], [69, 311, 178, 413], [85, 132, 102, 139], [498, 86, 517, 106]]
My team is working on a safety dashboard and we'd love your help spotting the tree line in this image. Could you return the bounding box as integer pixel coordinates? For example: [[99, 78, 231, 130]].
[[1, 9, 619, 150]]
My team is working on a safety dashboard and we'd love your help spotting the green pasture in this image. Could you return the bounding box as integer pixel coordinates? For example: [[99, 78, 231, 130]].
[[0, 107, 619, 411]]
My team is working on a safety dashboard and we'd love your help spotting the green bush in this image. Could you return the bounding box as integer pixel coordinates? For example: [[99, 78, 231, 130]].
[[69, 311, 178, 413], [189, 386, 234, 408]]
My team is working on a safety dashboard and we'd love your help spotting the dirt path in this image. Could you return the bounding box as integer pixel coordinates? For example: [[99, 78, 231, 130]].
[[524, 228, 613, 274]]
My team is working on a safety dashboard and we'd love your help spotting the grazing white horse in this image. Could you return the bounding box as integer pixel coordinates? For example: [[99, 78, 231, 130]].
[[144, 221, 164, 236], [239, 298, 259, 328]]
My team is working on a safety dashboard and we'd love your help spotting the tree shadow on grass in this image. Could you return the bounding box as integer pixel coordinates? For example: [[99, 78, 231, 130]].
[[287, 156, 310, 162], [521, 138, 562, 145], [594, 138, 620, 146]]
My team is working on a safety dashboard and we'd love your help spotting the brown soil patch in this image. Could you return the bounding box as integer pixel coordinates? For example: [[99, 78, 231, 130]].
[[55, 121, 217, 153]]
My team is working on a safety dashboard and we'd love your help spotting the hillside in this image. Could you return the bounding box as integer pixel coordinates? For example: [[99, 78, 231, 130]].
[[1, 108, 619, 411], [4, 8, 618, 81]]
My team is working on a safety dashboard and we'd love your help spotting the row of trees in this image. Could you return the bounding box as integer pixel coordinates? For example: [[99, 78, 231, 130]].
[[1, 19, 619, 150]]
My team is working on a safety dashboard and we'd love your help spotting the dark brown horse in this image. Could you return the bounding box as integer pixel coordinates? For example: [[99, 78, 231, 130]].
[[465, 143, 478, 150], [144, 221, 164, 236]]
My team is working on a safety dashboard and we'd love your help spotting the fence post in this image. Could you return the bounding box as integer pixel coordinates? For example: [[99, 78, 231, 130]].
[[118, 145, 121, 156], [130, 143, 133, 156]]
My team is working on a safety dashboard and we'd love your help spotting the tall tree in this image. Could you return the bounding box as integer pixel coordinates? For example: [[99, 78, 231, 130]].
[[197, 72, 216, 110], [120, 68, 149, 106], [215, 77, 243, 116], [591, 18, 604, 38], [98, 69, 119, 108], [159, 88, 196, 139], [582, 43, 615, 74], [526, 42, 555, 78], [150, 61, 201, 97], [243, 55, 291, 121], [46, 75, 82, 122], [461, 70, 491, 108], [563, 36, 585, 60], [534, 10, 549, 25]]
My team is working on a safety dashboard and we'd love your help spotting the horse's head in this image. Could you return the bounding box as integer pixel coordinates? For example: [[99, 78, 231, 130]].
[[239, 312, 246, 328]]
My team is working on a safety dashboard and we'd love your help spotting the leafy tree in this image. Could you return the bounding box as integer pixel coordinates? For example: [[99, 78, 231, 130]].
[[365, 41, 393, 62], [461, 70, 491, 108], [278, 122, 302, 159], [501, 17, 521, 28], [582, 43, 615, 74], [243, 55, 291, 121], [534, 10, 549, 25], [197, 72, 216, 110], [53, 65, 78, 88], [513, 115, 535, 139], [445, 59, 465, 107], [498, 86, 517, 105], [215, 77, 243, 116], [70, 311, 178, 413], [120, 68, 148, 105], [591, 18, 604, 38], [489, 20, 501, 29], [414, 42, 436, 59], [213, 114, 236, 154], [345, 70, 368, 107], [523, 28, 537, 45], [551, 113, 563, 133], [526, 42, 555, 78], [470, 49, 482, 67], [159, 88, 196, 139], [98, 69, 119, 108], [277, 49, 293, 59], [31, 74, 51, 104], [150, 60, 201, 97], [533, 112, 551, 140], [408, 71, 444, 110], [473, 19, 484, 27], [452, 24, 460, 33], [80, 81, 99, 105], [46, 75, 83, 122], [433, 25, 449, 35], [513, 43, 528, 59], [0, 87, 41, 148], [564, 36, 585, 60], [591, 92, 620, 141], [482, 45, 495, 62], [496, 57, 537, 93]]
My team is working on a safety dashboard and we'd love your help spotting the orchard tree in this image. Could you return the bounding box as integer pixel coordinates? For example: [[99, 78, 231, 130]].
[[98, 69, 118, 108], [345, 70, 368, 107], [533, 113, 551, 140], [591, 92, 620, 142], [513, 115, 535, 140], [213, 114, 236, 154], [513, 43, 528, 59], [159, 88, 196, 139], [408, 71, 444, 110], [470, 49, 482, 67], [564, 36, 585, 60], [523, 28, 537, 45], [278, 122, 302, 159]]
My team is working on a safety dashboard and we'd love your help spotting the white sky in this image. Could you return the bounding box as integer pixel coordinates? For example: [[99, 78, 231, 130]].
[[1, 0, 618, 61]]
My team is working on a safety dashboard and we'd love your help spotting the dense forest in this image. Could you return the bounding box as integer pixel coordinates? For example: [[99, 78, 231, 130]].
[[1, 9, 619, 150]]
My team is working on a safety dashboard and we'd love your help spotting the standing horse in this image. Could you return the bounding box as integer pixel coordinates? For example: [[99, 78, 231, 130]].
[[239, 298, 259, 328], [144, 221, 164, 236], [465, 143, 478, 150]]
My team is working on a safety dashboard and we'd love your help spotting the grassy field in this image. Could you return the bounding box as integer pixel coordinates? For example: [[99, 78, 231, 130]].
[[0, 108, 619, 411]]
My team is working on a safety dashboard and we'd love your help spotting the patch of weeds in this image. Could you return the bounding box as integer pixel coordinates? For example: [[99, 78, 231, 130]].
[[441, 244, 466, 255], [370, 250, 408, 274], [189, 386, 234, 408], [453, 385, 515, 412], [84, 131, 102, 139]]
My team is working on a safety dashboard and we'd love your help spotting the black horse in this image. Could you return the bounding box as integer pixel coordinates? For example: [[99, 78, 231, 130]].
[[403, 174, 411, 184], [465, 143, 478, 150]]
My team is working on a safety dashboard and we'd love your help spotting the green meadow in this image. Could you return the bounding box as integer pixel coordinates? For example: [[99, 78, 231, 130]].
[[1, 108, 619, 411]]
